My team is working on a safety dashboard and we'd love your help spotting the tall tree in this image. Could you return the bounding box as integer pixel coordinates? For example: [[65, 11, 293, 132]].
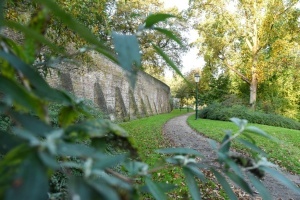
[[190, 0, 300, 109]]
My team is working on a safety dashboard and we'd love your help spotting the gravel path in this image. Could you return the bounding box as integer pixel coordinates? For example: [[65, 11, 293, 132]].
[[163, 113, 300, 200]]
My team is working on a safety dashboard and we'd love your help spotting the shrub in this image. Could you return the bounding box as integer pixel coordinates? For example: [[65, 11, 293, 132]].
[[199, 103, 300, 130]]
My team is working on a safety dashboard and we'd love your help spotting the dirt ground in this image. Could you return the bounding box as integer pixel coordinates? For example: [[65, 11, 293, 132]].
[[163, 113, 300, 200]]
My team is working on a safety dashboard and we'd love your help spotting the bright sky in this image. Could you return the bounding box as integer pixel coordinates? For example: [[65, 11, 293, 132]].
[[162, 0, 205, 79]]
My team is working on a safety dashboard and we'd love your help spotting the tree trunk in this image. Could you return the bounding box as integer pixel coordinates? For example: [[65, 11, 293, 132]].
[[250, 52, 258, 110]]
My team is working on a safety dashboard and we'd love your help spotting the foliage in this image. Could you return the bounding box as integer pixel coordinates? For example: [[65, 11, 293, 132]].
[[190, 0, 300, 110], [199, 103, 300, 130], [0, 0, 299, 200], [187, 116, 300, 174]]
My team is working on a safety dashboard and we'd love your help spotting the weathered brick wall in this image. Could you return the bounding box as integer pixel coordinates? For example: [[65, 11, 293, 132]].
[[46, 51, 171, 121]]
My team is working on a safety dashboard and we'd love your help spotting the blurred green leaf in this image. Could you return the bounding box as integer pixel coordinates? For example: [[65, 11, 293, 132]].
[[0, 51, 73, 104], [12, 128, 40, 146], [65, 119, 128, 138], [0, 76, 44, 116], [236, 138, 266, 156], [261, 166, 300, 195], [91, 170, 131, 190], [38, 151, 59, 169], [185, 163, 206, 182], [152, 44, 186, 81], [248, 173, 272, 200], [245, 126, 277, 141], [153, 27, 182, 46], [5, 153, 48, 200], [124, 161, 148, 176], [11, 112, 54, 137], [112, 32, 141, 88], [230, 118, 247, 129], [218, 152, 243, 177], [211, 169, 237, 200], [226, 171, 253, 195], [33, 0, 116, 62], [183, 167, 201, 200], [219, 132, 231, 154], [157, 147, 203, 157], [58, 106, 80, 127], [208, 139, 218, 150], [0, 131, 22, 154], [144, 13, 175, 28], [4, 20, 63, 53], [57, 143, 97, 157], [68, 177, 99, 200], [93, 154, 126, 169], [87, 179, 120, 200], [145, 177, 167, 200]]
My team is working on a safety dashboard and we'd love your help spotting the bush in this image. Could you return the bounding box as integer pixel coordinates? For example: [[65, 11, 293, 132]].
[[199, 103, 300, 130]]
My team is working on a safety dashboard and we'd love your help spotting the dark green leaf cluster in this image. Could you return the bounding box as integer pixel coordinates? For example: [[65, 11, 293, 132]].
[[199, 103, 300, 130]]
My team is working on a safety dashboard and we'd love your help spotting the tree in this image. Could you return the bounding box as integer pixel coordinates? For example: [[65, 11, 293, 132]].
[[108, 0, 189, 78], [190, 0, 300, 110]]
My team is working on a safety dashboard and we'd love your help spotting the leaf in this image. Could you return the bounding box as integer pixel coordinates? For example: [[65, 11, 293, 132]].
[[261, 166, 300, 195], [211, 169, 237, 200], [152, 44, 186, 81], [144, 13, 175, 28], [0, 76, 44, 116], [5, 153, 49, 200], [153, 27, 182, 46], [245, 126, 278, 142], [208, 139, 218, 151], [4, 20, 63, 53], [248, 173, 272, 200], [92, 154, 126, 169], [182, 167, 201, 200], [65, 119, 128, 138], [217, 152, 243, 177], [230, 118, 247, 129], [38, 151, 60, 169], [87, 179, 120, 200], [12, 128, 40, 147], [225, 171, 253, 195], [10, 112, 54, 137], [56, 142, 97, 157], [219, 132, 231, 154], [112, 32, 141, 88], [186, 163, 206, 182], [0, 131, 22, 154], [145, 177, 167, 200], [124, 161, 149, 176], [33, 0, 116, 62], [157, 147, 203, 157], [58, 106, 79, 127], [236, 138, 266, 156], [0, 51, 73, 104], [68, 177, 99, 200]]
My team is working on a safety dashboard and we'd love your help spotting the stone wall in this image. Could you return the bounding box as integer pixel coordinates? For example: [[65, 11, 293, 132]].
[[46, 51, 171, 121]]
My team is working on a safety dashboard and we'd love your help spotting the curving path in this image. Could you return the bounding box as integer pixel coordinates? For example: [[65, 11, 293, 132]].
[[163, 113, 300, 200]]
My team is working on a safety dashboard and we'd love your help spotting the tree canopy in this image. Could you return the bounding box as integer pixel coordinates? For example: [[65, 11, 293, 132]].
[[188, 0, 300, 117]]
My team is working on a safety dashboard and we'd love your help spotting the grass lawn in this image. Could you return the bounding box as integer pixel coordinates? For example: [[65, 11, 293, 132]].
[[187, 115, 300, 175], [120, 109, 227, 199]]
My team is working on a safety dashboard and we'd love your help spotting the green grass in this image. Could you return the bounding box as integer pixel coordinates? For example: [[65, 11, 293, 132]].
[[120, 109, 226, 199], [187, 115, 300, 175]]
